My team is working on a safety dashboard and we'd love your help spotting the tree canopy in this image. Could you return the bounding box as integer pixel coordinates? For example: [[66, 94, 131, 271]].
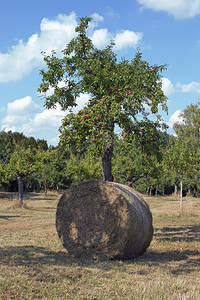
[[38, 16, 168, 181]]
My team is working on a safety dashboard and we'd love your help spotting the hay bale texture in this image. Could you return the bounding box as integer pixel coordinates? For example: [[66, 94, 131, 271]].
[[56, 180, 153, 259]]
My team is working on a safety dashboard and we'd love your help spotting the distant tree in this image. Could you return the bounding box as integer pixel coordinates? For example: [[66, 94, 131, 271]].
[[113, 131, 169, 193], [0, 131, 49, 164], [38, 16, 168, 181], [34, 149, 53, 195], [65, 150, 102, 185], [0, 131, 25, 164], [173, 102, 200, 197], [0, 163, 8, 189], [6, 147, 36, 206], [163, 137, 197, 212]]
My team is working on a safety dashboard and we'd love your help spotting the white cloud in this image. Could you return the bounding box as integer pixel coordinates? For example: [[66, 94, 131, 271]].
[[0, 12, 78, 83], [31, 105, 65, 129], [89, 13, 104, 29], [2, 115, 28, 125], [176, 81, 200, 93], [2, 96, 42, 126], [1, 93, 90, 146], [138, 0, 200, 19], [167, 110, 183, 128], [73, 94, 90, 112], [91, 28, 143, 50], [0, 12, 144, 83], [161, 77, 175, 96], [91, 29, 113, 48], [114, 30, 143, 50], [7, 96, 42, 115]]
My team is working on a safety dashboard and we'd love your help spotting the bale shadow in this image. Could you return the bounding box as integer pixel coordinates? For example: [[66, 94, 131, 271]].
[[0, 245, 199, 276]]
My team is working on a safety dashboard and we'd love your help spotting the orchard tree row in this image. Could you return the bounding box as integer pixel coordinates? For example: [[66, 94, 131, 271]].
[[0, 101, 200, 207]]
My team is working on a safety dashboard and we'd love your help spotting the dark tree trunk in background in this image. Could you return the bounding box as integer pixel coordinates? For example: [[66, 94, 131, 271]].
[[197, 187, 200, 198], [149, 185, 152, 196], [102, 142, 114, 182], [155, 185, 158, 196], [44, 178, 47, 196], [173, 182, 178, 196], [17, 175, 24, 206]]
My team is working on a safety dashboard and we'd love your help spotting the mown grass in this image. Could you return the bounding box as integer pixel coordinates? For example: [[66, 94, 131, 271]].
[[0, 192, 199, 299]]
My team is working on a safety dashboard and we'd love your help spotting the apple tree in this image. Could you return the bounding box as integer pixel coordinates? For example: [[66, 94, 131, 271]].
[[6, 147, 36, 206], [173, 102, 200, 196], [38, 17, 168, 181], [163, 136, 197, 212]]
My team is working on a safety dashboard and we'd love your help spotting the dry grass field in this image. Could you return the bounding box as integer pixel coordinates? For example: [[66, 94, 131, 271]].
[[0, 191, 199, 299]]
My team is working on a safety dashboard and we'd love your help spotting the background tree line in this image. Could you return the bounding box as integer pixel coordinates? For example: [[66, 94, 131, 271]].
[[0, 102, 199, 204]]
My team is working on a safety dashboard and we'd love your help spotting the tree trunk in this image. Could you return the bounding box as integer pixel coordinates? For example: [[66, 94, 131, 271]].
[[44, 178, 47, 196], [155, 185, 158, 196], [149, 185, 152, 196], [102, 142, 114, 182], [17, 175, 24, 206], [180, 173, 183, 214], [173, 182, 178, 196], [197, 187, 200, 198]]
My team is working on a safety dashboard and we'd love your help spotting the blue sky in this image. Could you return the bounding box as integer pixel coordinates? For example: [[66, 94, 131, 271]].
[[1, 0, 200, 146]]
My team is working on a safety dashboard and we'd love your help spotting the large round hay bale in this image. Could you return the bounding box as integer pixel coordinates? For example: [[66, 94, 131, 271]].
[[56, 180, 153, 259]]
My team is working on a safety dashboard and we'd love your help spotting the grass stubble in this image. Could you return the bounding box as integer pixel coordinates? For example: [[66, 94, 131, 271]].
[[0, 192, 199, 299]]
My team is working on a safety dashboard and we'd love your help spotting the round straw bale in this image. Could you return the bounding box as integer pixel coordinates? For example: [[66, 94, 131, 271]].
[[56, 180, 153, 260]]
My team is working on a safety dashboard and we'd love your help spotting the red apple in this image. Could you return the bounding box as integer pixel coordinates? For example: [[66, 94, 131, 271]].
[[152, 68, 156, 72]]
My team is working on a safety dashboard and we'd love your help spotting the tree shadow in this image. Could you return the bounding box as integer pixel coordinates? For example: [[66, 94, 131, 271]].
[[154, 225, 200, 243], [0, 215, 21, 219]]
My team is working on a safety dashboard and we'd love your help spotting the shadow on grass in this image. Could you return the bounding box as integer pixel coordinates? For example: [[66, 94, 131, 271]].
[[0, 215, 21, 219], [154, 225, 200, 243], [0, 245, 199, 275], [23, 193, 61, 201]]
